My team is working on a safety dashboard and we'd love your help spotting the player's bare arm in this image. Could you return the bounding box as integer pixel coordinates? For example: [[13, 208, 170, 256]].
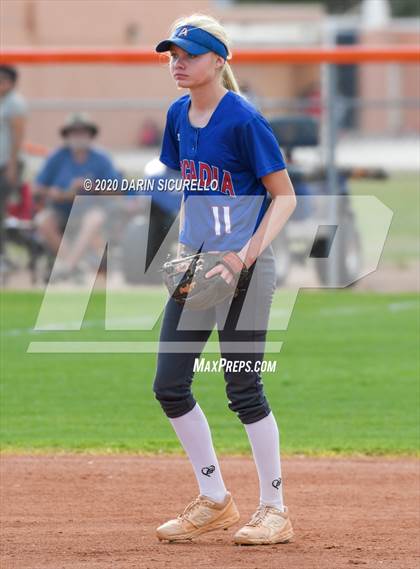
[[238, 169, 297, 269]]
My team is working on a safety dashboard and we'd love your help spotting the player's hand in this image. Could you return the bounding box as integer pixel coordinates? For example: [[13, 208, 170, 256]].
[[205, 251, 248, 285], [69, 177, 85, 194], [205, 264, 235, 285], [48, 187, 64, 202]]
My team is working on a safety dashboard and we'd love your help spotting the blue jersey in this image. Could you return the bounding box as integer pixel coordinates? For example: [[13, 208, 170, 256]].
[[159, 90, 286, 252]]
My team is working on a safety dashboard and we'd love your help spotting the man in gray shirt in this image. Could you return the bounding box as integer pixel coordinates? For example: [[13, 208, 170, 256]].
[[0, 65, 27, 271]]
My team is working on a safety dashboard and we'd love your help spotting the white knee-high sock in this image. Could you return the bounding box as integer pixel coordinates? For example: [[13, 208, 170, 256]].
[[244, 411, 285, 511], [169, 403, 228, 503]]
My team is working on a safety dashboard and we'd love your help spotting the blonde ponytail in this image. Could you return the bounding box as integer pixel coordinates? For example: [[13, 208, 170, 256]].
[[222, 62, 241, 94], [169, 13, 242, 95]]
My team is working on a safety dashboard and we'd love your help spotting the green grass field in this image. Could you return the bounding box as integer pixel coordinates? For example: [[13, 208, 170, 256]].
[[350, 173, 419, 264], [1, 289, 418, 455]]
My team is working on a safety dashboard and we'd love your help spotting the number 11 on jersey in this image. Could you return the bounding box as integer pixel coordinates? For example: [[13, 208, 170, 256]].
[[212, 206, 231, 236]]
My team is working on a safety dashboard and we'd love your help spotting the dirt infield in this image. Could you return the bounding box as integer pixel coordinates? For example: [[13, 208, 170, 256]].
[[1, 455, 419, 569]]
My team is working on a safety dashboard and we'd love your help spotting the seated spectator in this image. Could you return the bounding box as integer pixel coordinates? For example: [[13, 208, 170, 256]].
[[33, 113, 120, 281], [0, 64, 27, 276]]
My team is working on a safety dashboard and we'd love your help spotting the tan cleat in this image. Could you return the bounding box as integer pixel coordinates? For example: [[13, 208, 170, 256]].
[[156, 492, 240, 542], [233, 504, 294, 545]]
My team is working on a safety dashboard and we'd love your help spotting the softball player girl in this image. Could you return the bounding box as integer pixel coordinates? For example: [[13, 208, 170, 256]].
[[153, 13, 297, 545]]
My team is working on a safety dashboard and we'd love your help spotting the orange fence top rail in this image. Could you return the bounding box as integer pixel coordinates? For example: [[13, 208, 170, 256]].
[[1, 45, 419, 65]]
